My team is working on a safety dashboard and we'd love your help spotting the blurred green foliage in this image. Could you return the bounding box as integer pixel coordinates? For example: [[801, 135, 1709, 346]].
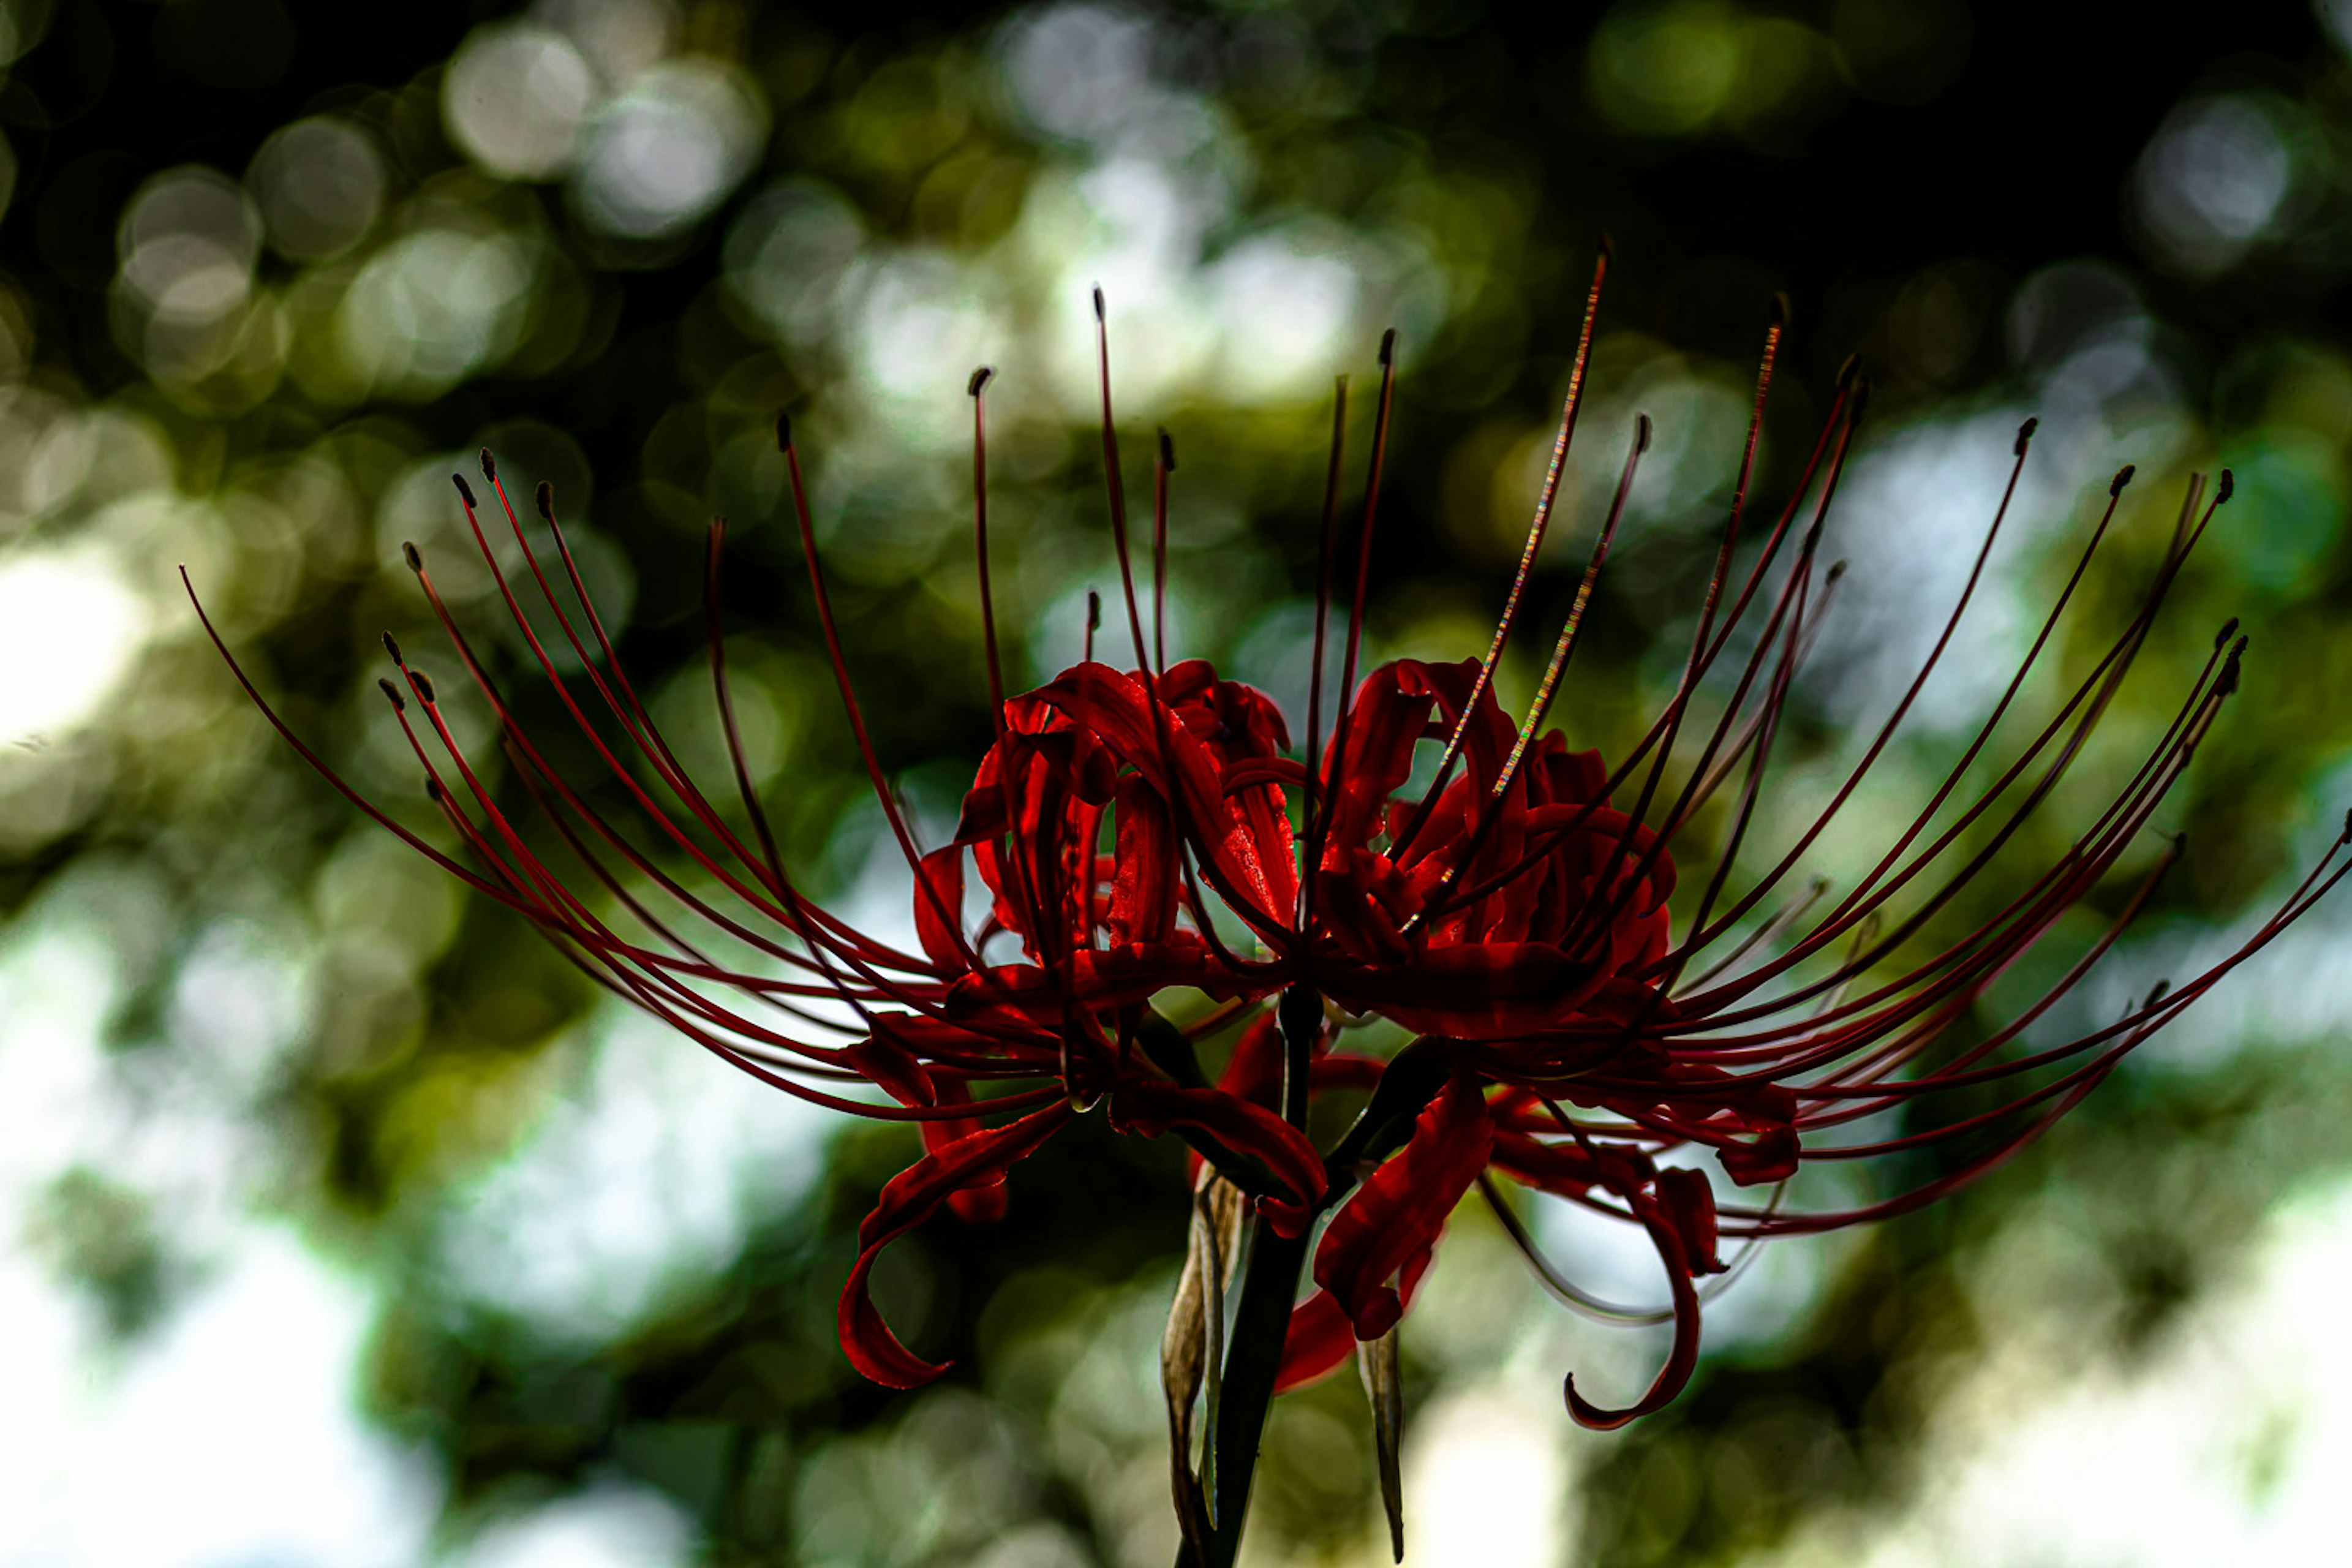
[[4, 1, 2352, 1564]]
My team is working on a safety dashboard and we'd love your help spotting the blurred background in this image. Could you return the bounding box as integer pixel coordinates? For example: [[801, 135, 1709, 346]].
[[3, 0, 2351, 1562]]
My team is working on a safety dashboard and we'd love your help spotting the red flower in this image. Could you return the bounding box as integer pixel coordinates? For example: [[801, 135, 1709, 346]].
[[188, 274, 2348, 1453]]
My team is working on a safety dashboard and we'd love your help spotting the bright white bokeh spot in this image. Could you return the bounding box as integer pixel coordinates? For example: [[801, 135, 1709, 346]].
[[2133, 96, 2296, 275], [444, 22, 600, 180], [338, 228, 534, 398], [573, 59, 767, 238], [1407, 1390, 1570, 1567], [453, 1485, 698, 1568], [116, 167, 259, 328], [248, 116, 386, 261], [999, 4, 1157, 144], [0, 549, 147, 744], [1207, 231, 1360, 404]]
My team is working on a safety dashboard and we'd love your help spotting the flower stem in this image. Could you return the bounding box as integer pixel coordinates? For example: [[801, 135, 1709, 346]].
[[1175, 1210, 1310, 1568]]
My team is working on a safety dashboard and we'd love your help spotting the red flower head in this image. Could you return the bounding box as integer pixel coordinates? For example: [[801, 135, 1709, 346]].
[[189, 264, 2346, 1560]]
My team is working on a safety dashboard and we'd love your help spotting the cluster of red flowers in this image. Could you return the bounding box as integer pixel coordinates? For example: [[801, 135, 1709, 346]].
[[191, 266, 2348, 1450]]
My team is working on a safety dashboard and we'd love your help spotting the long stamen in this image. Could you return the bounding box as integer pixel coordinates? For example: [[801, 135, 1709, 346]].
[[776, 414, 977, 967], [1393, 244, 1610, 859], [1155, 428, 1175, 676], [1399, 411, 1649, 937], [970, 366, 1008, 733], [1308, 331, 1399, 892], [1095, 287, 1154, 674], [1298, 374, 1350, 933]]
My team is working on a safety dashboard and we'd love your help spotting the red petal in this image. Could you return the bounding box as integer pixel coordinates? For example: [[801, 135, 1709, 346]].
[[1107, 774, 1179, 946], [913, 846, 968, 969], [1313, 1066, 1494, 1338], [920, 1080, 1012, 1225], [1108, 1079, 1328, 1234], [839, 1099, 1074, 1387], [1274, 1245, 1436, 1393]]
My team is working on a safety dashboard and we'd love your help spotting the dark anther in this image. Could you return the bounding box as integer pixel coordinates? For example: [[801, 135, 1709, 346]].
[[1826, 559, 1849, 583], [2145, 978, 2171, 1008], [1596, 232, 1615, 264], [1158, 428, 1176, 470], [452, 473, 476, 507], [968, 366, 993, 397], [2111, 463, 2136, 496], [1378, 327, 1397, 367], [2015, 417, 2038, 456], [2214, 637, 2247, 697], [478, 448, 497, 481], [2340, 807, 2351, 844], [2216, 469, 2234, 503], [380, 631, 404, 665], [377, 677, 404, 711], [774, 411, 793, 451], [535, 481, 554, 521], [2214, 617, 2239, 650], [1634, 411, 1653, 454], [1092, 284, 1106, 321], [1836, 352, 1861, 390], [411, 670, 437, 704], [402, 541, 423, 573], [424, 775, 443, 802], [1770, 292, 1790, 329], [1087, 590, 1102, 631]]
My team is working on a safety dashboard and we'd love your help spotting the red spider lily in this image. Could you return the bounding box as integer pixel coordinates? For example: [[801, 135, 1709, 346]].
[[188, 262, 2346, 1564]]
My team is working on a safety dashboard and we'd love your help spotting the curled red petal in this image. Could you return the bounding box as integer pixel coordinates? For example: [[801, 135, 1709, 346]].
[[1656, 1166, 1724, 1276], [839, 1099, 1075, 1387], [1313, 1066, 1494, 1338], [1564, 1195, 1702, 1430]]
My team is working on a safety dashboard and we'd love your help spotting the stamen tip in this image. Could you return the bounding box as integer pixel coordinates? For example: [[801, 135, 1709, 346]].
[[451, 472, 476, 508], [2015, 416, 2038, 455], [1378, 327, 1397, 368], [1158, 426, 1175, 470], [968, 365, 993, 397], [377, 676, 404, 712], [2214, 616, 2239, 650], [534, 480, 554, 521], [478, 447, 496, 482], [2216, 468, 2235, 503], [401, 540, 422, 573], [1091, 284, 1106, 322], [1086, 589, 1102, 630], [1770, 291, 1790, 330], [2340, 806, 2351, 844], [1596, 232, 1615, 265], [2146, 977, 2172, 1008], [424, 775, 443, 802], [2215, 638, 2246, 696], [1835, 352, 1861, 390], [1634, 411, 1653, 453], [775, 410, 793, 451], [380, 630, 404, 665], [1826, 557, 1849, 583], [411, 669, 437, 704], [2111, 462, 2135, 496]]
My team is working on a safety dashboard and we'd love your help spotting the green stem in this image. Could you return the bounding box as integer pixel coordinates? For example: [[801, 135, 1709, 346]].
[[1175, 1210, 1310, 1568], [1171, 1033, 1452, 1567]]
